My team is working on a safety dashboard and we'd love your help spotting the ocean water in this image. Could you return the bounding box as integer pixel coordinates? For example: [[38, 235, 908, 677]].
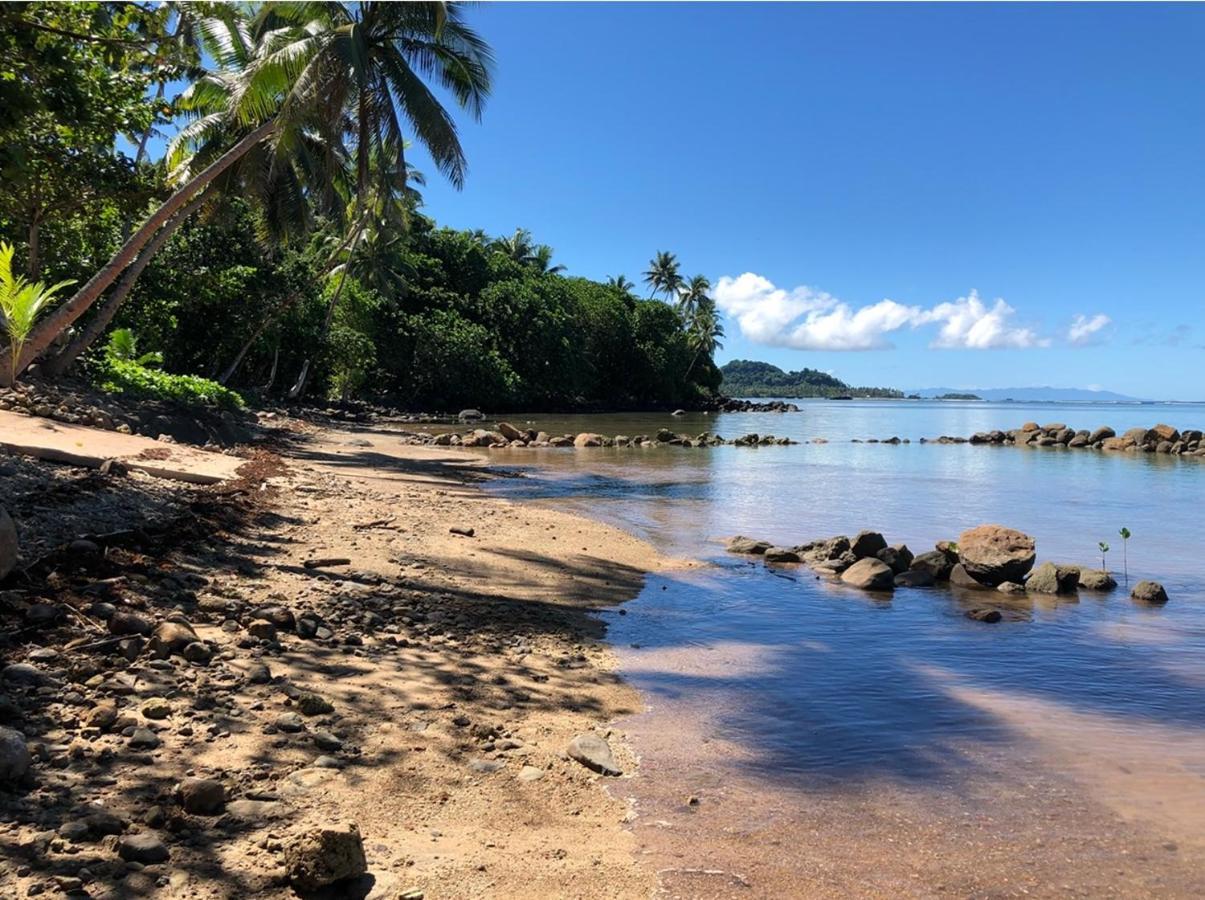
[[478, 400, 1205, 895]]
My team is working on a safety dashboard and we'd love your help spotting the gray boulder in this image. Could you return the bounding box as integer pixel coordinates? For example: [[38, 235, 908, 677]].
[[726, 536, 772, 555], [957, 525, 1036, 586], [894, 569, 934, 588], [763, 547, 802, 564], [1077, 569, 1117, 591], [876, 544, 913, 574], [910, 550, 954, 581], [850, 531, 888, 560], [0, 726, 31, 783], [567, 733, 621, 775], [1026, 562, 1079, 595], [839, 558, 895, 591], [950, 563, 991, 590]]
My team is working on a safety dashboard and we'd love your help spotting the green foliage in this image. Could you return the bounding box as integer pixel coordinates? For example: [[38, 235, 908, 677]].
[[720, 359, 904, 399], [93, 356, 245, 410], [1098, 540, 1109, 570], [0, 241, 74, 382], [104, 327, 162, 368]]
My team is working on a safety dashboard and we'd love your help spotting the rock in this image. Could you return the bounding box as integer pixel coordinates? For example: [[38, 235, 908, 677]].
[[517, 765, 546, 782], [312, 730, 343, 752], [177, 778, 225, 815], [458, 409, 483, 421], [117, 832, 169, 864], [140, 699, 172, 720], [1077, 569, 1117, 591], [247, 662, 272, 684], [449, 526, 475, 537], [763, 547, 802, 564], [246, 619, 277, 641], [909, 550, 953, 581], [573, 432, 604, 448], [1131, 580, 1169, 605], [850, 531, 887, 560], [298, 692, 334, 716], [949, 563, 990, 590], [86, 703, 119, 730], [957, 525, 1036, 586], [567, 733, 621, 775], [0, 725, 31, 782], [148, 620, 198, 657], [468, 757, 506, 774], [839, 558, 894, 591], [726, 536, 772, 555], [0, 505, 17, 579], [966, 608, 1003, 623], [275, 712, 305, 733], [129, 727, 160, 749], [1026, 562, 1079, 595], [2, 662, 49, 686], [1123, 426, 1154, 445], [251, 605, 296, 630], [1151, 423, 1180, 442], [226, 798, 284, 822], [284, 823, 367, 891], [496, 422, 524, 442], [108, 609, 154, 636], [181, 642, 214, 665], [894, 569, 934, 588], [876, 544, 913, 574], [1088, 426, 1115, 444], [996, 581, 1027, 595]]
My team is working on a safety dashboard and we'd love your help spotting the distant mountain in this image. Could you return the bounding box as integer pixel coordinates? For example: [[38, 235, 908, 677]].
[[911, 386, 1145, 403], [721, 360, 903, 399]]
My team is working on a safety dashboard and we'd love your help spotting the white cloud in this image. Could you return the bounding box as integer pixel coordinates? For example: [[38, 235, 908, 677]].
[[713, 273, 1049, 352], [1067, 313, 1112, 346]]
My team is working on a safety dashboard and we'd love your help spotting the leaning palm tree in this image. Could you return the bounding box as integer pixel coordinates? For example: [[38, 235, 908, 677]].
[[678, 274, 711, 318], [0, 1, 494, 386], [644, 250, 683, 302]]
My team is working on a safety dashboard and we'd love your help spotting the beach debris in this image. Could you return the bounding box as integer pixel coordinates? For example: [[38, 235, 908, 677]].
[[567, 732, 622, 775], [304, 557, 351, 569]]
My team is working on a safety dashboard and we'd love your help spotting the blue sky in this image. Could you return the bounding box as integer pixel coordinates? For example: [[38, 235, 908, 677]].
[[400, 2, 1204, 400]]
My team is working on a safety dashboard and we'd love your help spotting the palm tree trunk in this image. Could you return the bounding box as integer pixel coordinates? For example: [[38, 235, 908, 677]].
[[43, 192, 208, 377], [286, 262, 351, 401], [0, 119, 278, 386], [218, 290, 302, 385], [28, 214, 41, 281]]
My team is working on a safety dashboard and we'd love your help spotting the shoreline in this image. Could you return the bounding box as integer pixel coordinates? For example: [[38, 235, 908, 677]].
[[0, 414, 692, 899]]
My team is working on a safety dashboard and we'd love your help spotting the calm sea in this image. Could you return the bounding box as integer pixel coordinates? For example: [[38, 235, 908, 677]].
[[479, 399, 1205, 895]]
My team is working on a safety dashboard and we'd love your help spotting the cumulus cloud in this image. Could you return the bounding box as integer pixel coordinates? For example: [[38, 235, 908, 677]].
[[713, 273, 1050, 351], [1067, 313, 1112, 346]]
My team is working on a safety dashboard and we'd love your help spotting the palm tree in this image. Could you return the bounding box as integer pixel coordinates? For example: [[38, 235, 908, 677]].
[[685, 298, 724, 378], [498, 227, 536, 263], [644, 250, 683, 302], [678, 274, 711, 317], [0, 1, 494, 386], [530, 244, 565, 275], [606, 274, 635, 295]]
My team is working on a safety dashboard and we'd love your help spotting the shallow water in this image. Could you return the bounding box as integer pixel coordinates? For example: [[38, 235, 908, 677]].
[[479, 400, 1205, 895]]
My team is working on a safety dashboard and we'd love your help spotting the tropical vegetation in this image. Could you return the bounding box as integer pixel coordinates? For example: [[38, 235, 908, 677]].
[[0, 2, 724, 411], [720, 359, 904, 399]]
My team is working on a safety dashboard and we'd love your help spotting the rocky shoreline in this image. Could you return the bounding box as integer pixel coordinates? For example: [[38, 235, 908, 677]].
[[727, 523, 1170, 619], [434, 424, 799, 448], [938, 421, 1205, 457]]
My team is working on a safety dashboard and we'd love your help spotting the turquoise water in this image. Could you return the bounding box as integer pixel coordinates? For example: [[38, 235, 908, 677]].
[[481, 399, 1205, 891]]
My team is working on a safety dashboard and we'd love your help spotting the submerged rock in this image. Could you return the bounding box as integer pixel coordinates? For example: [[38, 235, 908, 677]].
[[949, 563, 991, 591], [726, 536, 772, 555], [957, 525, 1036, 585], [1131, 580, 1169, 605], [763, 546, 802, 564]]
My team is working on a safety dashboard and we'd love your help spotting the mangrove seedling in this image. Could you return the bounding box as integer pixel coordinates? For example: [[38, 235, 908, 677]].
[[1118, 527, 1131, 584], [1098, 541, 1109, 571]]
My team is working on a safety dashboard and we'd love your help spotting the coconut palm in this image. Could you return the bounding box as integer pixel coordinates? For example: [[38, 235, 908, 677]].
[[606, 274, 635, 295], [685, 298, 724, 378], [678, 274, 711, 317], [530, 244, 565, 275], [0, 1, 494, 386], [498, 228, 536, 263], [0, 242, 75, 385], [643, 250, 683, 302]]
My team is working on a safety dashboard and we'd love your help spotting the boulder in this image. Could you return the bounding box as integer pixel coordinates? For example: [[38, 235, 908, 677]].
[[1122, 427, 1154, 445], [118, 832, 169, 864], [1131, 580, 1169, 605], [1020, 422, 1040, 432], [457, 409, 483, 421], [0, 725, 31, 783], [463, 429, 506, 447], [910, 550, 954, 582], [996, 581, 1026, 595], [876, 544, 913, 574], [573, 432, 604, 448], [284, 823, 367, 891], [966, 608, 1003, 623], [950, 563, 991, 590], [763, 547, 802, 564], [726, 536, 772, 555], [1026, 562, 1079, 594], [496, 421, 524, 442], [850, 531, 887, 560], [0, 505, 17, 580], [839, 558, 894, 591], [108, 609, 154, 637], [957, 525, 1036, 586], [1077, 569, 1117, 591], [567, 733, 621, 775], [1088, 426, 1115, 444], [894, 569, 934, 587], [1151, 424, 1180, 442]]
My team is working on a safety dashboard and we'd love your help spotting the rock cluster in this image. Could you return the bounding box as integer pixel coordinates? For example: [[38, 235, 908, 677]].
[[726, 524, 1169, 608], [709, 398, 800, 413], [949, 422, 1205, 457], [433, 425, 799, 449]]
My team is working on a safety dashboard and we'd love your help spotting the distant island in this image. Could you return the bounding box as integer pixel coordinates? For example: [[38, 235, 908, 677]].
[[912, 386, 1144, 403], [720, 360, 903, 399]]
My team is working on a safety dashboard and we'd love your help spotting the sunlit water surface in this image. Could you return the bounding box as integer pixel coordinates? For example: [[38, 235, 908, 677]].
[[474, 400, 1205, 895]]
